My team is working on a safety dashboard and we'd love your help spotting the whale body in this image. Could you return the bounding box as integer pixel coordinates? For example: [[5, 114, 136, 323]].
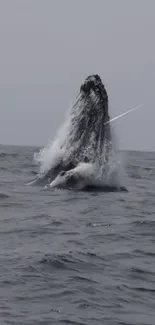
[[28, 74, 126, 191]]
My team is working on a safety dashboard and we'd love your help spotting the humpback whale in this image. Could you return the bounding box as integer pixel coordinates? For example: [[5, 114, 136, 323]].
[[29, 74, 125, 190]]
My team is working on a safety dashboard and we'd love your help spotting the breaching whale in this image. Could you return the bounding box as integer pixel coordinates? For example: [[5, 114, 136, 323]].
[[29, 74, 126, 191]]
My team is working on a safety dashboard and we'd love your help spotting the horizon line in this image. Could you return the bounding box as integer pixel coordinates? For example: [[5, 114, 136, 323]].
[[0, 143, 155, 154]]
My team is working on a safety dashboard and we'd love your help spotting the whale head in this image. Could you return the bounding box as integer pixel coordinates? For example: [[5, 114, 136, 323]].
[[80, 74, 109, 119]]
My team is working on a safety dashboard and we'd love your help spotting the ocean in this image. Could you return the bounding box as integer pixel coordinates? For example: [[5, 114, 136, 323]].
[[0, 144, 155, 325]]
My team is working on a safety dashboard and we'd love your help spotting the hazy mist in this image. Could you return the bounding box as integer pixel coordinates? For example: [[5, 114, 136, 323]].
[[0, 0, 155, 151]]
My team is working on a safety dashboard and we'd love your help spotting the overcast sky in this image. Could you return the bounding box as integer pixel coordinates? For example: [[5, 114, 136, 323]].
[[0, 0, 154, 151]]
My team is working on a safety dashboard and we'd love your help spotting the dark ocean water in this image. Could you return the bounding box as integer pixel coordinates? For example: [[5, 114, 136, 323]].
[[0, 145, 155, 325]]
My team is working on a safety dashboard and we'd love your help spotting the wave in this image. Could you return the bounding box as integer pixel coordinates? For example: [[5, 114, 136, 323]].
[[0, 193, 10, 199], [0, 153, 18, 158]]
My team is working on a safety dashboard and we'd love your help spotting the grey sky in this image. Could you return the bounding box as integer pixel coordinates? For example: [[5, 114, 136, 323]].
[[0, 0, 154, 151]]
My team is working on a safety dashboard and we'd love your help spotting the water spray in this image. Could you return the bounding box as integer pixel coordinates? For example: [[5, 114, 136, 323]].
[[104, 104, 144, 125]]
